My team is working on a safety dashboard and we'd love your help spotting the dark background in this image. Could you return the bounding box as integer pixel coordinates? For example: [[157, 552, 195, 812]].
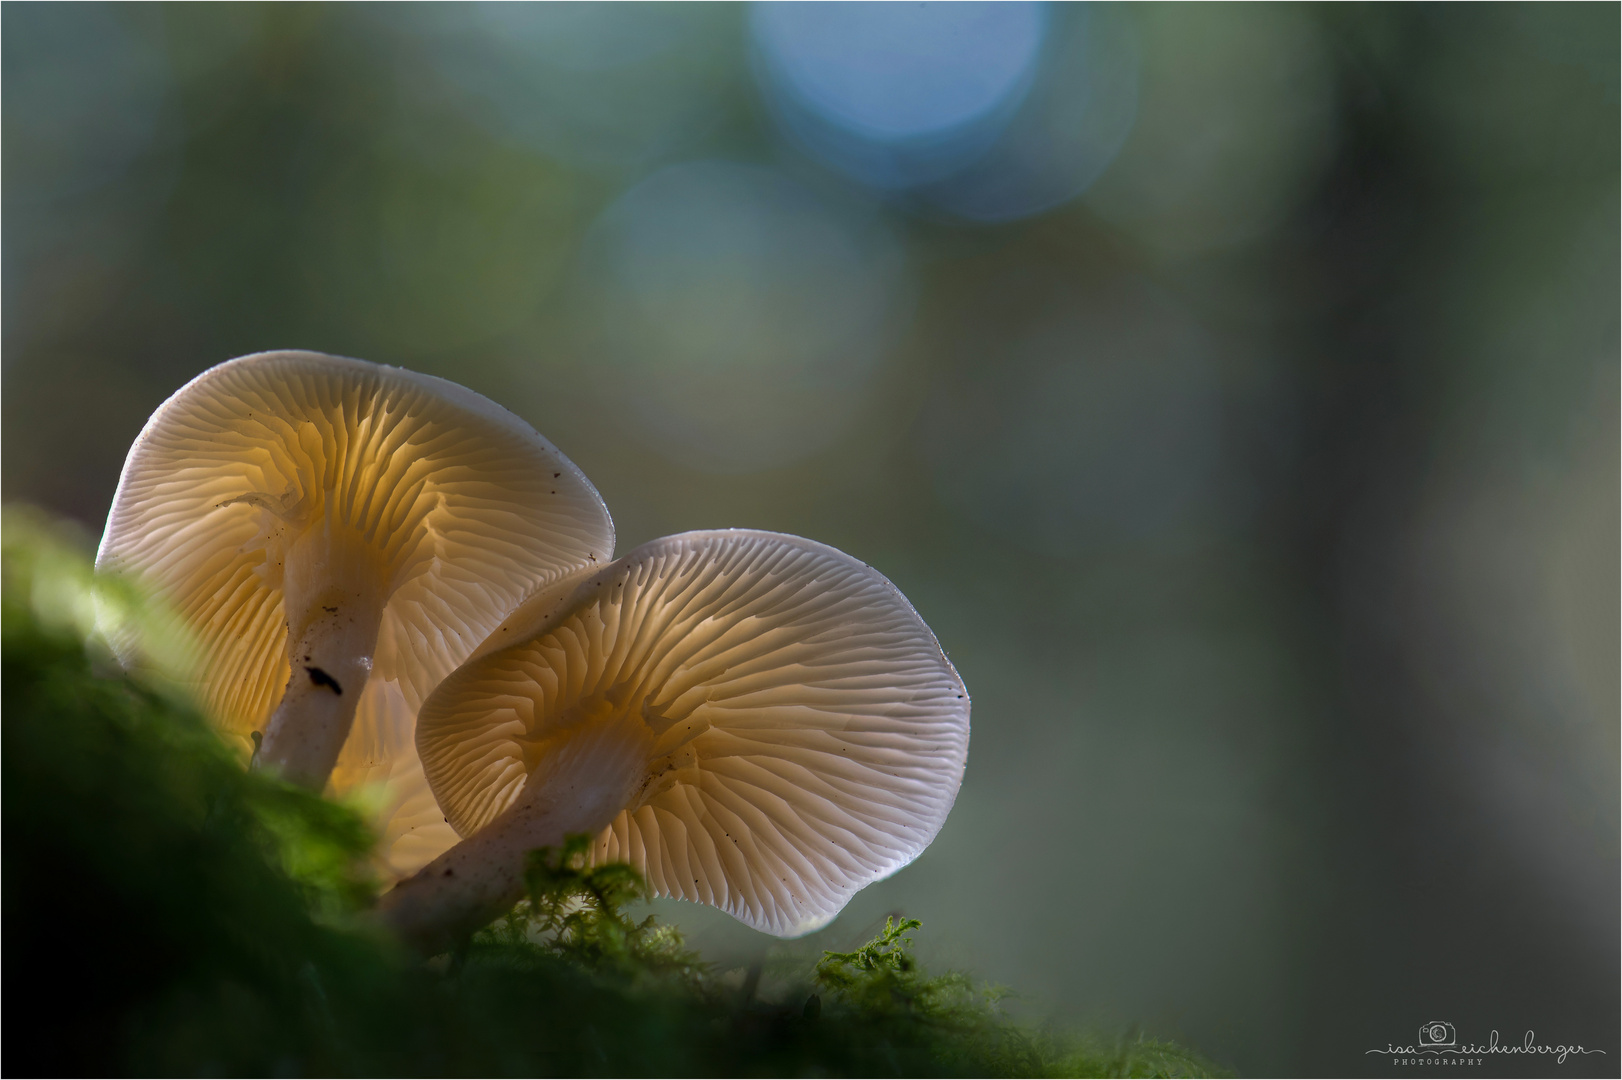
[[3, 4, 1616, 1074]]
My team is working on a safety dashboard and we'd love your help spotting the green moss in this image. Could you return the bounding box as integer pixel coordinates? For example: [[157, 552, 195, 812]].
[[1, 507, 1225, 1077]]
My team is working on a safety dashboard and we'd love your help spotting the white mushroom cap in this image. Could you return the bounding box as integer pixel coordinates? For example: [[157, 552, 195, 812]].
[[416, 529, 969, 937], [96, 350, 614, 870]]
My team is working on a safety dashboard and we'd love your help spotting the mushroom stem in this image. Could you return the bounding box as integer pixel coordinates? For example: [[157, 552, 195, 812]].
[[256, 592, 383, 788], [375, 719, 650, 957], [255, 519, 388, 789]]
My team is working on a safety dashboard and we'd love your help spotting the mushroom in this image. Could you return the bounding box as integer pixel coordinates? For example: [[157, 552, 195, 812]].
[[96, 350, 615, 857], [377, 529, 969, 955]]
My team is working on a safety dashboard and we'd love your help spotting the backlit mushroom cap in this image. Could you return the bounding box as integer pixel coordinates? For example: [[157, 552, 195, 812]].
[[97, 350, 614, 871], [416, 529, 969, 937]]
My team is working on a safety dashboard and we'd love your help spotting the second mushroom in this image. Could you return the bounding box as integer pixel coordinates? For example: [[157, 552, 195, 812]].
[[378, 529, 970, 955]]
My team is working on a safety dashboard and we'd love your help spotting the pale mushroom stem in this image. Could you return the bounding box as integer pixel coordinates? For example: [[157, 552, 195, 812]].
[[376, 720, 650, 957], [255, 595, 383, 787], [254, 519, 389, 789]]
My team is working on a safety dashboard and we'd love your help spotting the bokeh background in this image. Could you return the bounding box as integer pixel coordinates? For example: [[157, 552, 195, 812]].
[[3, 4, 1616, 1074]]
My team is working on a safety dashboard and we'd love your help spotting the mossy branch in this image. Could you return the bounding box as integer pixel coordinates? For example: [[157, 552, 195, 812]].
[[4, 505, 1225, 1078]]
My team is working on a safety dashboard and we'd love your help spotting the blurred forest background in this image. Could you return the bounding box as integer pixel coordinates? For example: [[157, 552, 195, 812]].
[[3, 4, 1616, 1075]]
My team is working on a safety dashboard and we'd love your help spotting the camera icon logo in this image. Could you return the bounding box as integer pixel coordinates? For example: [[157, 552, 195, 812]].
[[1418, 1021, 1457, 1049]]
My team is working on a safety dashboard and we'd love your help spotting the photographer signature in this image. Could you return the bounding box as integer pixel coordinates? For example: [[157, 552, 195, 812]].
[[1367, 1026, 1607, 1066]]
